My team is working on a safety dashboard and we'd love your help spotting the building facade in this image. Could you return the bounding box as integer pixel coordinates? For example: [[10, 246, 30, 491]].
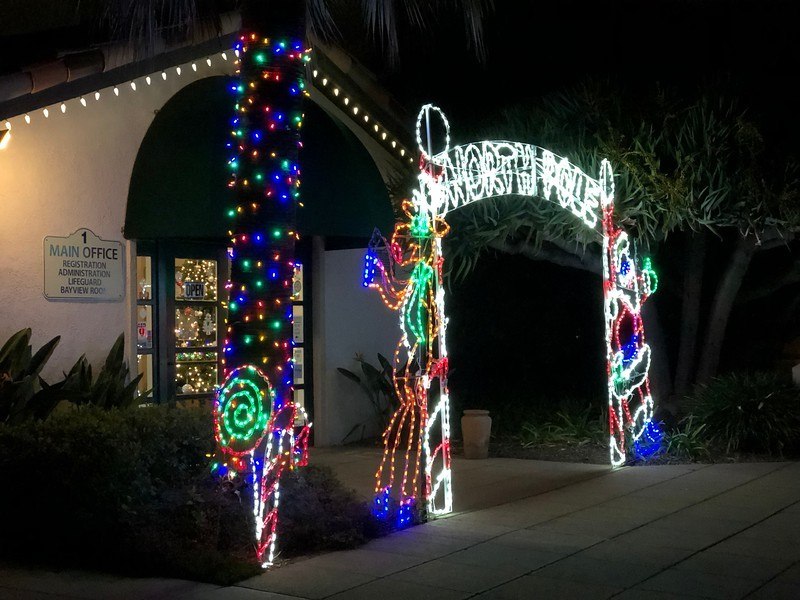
[[0, 18, 411, 445]]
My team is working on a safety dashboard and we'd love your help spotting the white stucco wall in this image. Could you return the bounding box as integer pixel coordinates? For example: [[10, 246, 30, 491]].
[[312, 242, 399, 446], [0, 56, 234, 381]]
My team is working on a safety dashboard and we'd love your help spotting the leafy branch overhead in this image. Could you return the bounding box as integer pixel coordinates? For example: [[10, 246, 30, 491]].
[[95, 0, 493, 66], [445, 80, 800, 282]]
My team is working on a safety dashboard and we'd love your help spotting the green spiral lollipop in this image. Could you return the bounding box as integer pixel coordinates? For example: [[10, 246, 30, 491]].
[[215, 365, 272, 456]]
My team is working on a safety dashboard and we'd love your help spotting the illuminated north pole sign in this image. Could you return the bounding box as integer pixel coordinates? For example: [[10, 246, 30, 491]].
[[44, 228, 124, 301]]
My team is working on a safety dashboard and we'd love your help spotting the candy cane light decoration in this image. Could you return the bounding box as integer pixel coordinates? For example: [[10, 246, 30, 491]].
[[364, 105, 660, 521], [212, 364, 310, 567]]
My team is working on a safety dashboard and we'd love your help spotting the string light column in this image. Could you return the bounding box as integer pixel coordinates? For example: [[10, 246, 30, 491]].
[[224, 33, 308, 395], [212, 28, 312, 568]]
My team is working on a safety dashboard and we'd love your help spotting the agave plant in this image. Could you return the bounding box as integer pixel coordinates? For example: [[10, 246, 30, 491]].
[[61, 333, 144, 410], [337, 353, 401, 442], [0, 328, 65, 424]]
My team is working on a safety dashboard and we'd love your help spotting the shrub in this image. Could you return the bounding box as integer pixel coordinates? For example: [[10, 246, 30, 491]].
[[337, 353, 400, 443], [517, 402, 605, 447], [275, 465, 389, 558], [60, 333, 144, 409], [0, 405, 387, 583], [686, 371, 800, 454], [664, 415, 713, 461], [0, 406, 257, 583], [0, 329, 143, 424], [0, 328, 63, 424]]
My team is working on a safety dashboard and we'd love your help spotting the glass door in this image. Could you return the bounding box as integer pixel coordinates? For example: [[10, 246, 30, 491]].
[[135, 253, 155, 399], [134, 241, 228, 403], [172, 256, 222, 400]]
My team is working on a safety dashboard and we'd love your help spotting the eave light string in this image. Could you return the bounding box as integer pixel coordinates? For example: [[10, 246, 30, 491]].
[[1, 52, 235, 130]]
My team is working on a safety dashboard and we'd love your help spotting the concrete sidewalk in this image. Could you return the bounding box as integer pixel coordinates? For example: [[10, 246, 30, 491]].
[[2, 449, 799, 599]]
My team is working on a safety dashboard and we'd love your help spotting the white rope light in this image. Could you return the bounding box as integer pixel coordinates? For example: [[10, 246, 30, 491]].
[[416, 139, 603, 230], [366, 106, 662, 519], [415, 103, 450, 162], [310, 64, 415, 164], [1, 51, 235, 129]]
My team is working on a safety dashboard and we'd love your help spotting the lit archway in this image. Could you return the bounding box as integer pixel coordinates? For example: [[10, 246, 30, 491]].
[[363, 105, 660, 520]]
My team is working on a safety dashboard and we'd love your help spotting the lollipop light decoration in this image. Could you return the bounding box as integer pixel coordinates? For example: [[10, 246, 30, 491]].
[[212, 365, 310, 567]]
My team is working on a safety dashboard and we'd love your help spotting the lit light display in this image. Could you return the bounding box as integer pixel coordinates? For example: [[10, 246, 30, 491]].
[[599, 161, 659, 465], [364, 197, 452, 522], [364, 105, 660, 518], [212, 33, 312, 568], [0, 52, 235, 132], [212, 364, 310, 567]]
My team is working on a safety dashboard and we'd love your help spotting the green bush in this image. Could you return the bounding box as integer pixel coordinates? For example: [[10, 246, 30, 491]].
[[516, 402, 606, 447], [0, 329, 143, 424], [337, 353, 400, 443], [0, 328, 64, 424], [275, 465, 389, 557], [686, 371, 800, 454], [664, 415, 713, 461], [0, 405, 257, 584], [60, 333, 144, 409], [0, 405, 387, 583]]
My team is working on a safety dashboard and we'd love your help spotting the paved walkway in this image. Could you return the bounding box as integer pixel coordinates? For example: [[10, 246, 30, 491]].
[[2, 448, 799, 599]]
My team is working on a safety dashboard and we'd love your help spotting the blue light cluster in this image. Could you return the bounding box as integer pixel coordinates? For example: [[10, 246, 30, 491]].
[[362, 250, 378, 287], [633, 419, 664, 460], [373, 486, 391, 520], [621, 334, 639, 366], [396, 498, 415, 529]]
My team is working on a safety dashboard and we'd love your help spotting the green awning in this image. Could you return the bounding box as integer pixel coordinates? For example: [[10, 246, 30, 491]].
[[125, 75, 393, 240]]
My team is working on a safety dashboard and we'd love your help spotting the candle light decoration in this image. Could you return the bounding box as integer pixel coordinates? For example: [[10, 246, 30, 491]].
[[212, 33, 312, 568], [363, 105, 661, 521]]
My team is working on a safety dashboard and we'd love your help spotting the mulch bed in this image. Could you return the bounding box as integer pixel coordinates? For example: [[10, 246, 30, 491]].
[[482, 438, 797, 466]]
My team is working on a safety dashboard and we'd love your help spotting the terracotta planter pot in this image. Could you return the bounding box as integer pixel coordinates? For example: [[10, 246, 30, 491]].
[[461, 409, 491, 459]]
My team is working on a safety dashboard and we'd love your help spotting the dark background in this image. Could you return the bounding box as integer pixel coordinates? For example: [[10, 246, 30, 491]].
[[3, 0, 798, 417], [376, 0, 799, 138], [351, 0, 800, 416]]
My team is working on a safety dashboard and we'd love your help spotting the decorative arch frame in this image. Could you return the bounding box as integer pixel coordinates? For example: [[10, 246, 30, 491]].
[[363, 105, 660, 520]]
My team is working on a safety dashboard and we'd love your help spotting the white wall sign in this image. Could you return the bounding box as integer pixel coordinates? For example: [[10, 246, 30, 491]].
[[293, 305, 304, 343], [43, 228, 124, 301]]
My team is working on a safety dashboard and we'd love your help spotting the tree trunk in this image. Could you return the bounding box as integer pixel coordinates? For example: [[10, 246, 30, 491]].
[[673, 231, 706, 400], [641, 298, 672, 414], [695, 235, 757, 384]]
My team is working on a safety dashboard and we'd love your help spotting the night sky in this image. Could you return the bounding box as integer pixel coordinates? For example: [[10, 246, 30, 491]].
[[347, 0, 800, 413], [350, 0, 799, 144]]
